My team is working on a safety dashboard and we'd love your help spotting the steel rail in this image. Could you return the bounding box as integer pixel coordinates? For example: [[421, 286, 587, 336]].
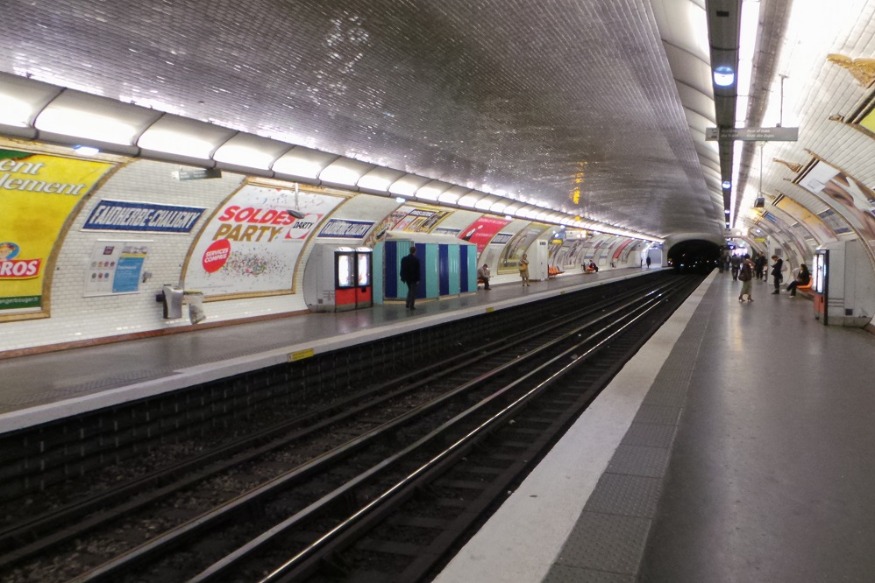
[[192, 286, 680, 582], [0, 281, 660, 572]]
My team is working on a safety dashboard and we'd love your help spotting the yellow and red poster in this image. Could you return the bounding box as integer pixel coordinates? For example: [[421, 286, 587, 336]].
[[0, 149, 114, 313]]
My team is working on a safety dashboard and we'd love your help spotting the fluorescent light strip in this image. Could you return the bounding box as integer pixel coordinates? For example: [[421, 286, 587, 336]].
[[730, 0, 762, 228]]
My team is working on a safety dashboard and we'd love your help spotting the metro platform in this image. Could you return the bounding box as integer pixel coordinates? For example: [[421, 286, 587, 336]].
[[435, 271, 875, 583], [3, 270, 875, 583], [0, 267, 639, 432]]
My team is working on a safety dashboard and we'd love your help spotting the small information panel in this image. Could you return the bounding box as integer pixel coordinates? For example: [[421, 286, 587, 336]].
[[706, 127, 799, 141]]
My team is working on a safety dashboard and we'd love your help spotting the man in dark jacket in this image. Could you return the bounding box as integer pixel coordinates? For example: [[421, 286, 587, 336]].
[[770, 255, 784, 294], [400, 246, 420, 309]]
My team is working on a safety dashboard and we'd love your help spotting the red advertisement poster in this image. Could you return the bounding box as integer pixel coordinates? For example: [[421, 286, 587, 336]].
[[458, 216, 511, 253]]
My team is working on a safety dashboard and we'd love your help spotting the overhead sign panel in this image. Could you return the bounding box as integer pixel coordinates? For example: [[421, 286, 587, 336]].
[[705, 127, 799, 141]]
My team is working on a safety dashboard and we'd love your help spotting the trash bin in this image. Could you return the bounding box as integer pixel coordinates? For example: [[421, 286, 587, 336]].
[[184, 290, 206, 324], [162, 285, 184, 319]]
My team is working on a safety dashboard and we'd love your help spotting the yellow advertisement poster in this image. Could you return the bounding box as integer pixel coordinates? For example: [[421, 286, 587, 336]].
[[774, 195, 837, 244], [860, 107, 875, 135], [1, 149, 114, 312]]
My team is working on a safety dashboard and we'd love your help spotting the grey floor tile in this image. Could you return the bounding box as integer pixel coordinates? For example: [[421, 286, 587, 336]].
[[584, 472, 662, 517], [554, 511, 651, 574]]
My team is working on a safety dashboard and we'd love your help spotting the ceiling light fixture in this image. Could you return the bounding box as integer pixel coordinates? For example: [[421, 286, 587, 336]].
[[73, 145, 100, 156], [713, 65, 735, 87]]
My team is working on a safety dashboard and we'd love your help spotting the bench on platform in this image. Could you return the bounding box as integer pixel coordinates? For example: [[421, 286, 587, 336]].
[[547, 266, 563, 278], [795, 280, 813, 298]]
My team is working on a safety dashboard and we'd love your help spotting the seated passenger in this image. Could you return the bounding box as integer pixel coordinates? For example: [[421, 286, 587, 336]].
[[477, 263, 491, 290], [786, 263, 810, 297], [588, 260, 599, 272]]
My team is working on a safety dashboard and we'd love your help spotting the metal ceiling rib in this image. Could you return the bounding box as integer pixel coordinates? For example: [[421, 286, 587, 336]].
[[0, 0, 734, 240]]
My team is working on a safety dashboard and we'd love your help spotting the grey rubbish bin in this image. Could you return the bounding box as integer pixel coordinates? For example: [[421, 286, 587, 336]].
[[162, 285, 184, 319], [185, 291, 206, 324]]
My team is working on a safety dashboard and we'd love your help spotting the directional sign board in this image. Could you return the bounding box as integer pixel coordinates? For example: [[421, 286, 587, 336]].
[[705, 127, 799, 141]]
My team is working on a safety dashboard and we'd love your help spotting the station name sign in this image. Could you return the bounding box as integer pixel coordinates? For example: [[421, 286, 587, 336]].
[[83, 199, 206, 233], [705, 127, 799, 141]]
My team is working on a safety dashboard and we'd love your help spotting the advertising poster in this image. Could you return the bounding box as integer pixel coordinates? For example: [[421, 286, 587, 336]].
[[611, 238, 633, 262], [0, 148, 114, 313], [586, 236, 611, 261], [185, 184, 344, 296], [84, 241, 150, 297], [498, 223, 546, 273], [859, 106, 875, 136], [392, 207, 450, 232], [547, 229, 566, 263], [818, 209, 852, 235], [620, 240, 640, 263], [799, 161, 875, 249], [762, 212, 808, 260], [458, 216, 511, 253], [775, 195, 837, 243], [365, 204, 450, 246]]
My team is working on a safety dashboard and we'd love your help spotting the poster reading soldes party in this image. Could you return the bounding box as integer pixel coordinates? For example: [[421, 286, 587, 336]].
[[184, 184, 344, 296], [0, 148, 114, 314]]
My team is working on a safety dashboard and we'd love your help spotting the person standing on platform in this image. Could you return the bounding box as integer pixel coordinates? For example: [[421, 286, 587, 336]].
[[770, 255, 784, 294], [519, 253, 530, 286], [754, 253, 766, 281], [400, 246, 420, 310], [645, 255, 651, 269], [730, 254, 741, 280], [477, 263, 491, 290], [786, 263, 811, 297], [738, 254, 754, 302]]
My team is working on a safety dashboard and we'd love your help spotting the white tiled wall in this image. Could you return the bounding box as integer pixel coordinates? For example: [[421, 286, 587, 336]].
[[1, 158, 309, 352]]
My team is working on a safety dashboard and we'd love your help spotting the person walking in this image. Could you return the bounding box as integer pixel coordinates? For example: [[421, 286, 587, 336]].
[[738, 254, 754, 302], [399, 246, 420, 309], [786, 263, 811, 297], [477, 263, 491, 290], [770, 255, 784, 294], [519, 253, 530, 286]]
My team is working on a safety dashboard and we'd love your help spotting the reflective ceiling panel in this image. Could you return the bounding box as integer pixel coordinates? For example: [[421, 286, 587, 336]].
[[0, 0, 732, 238]]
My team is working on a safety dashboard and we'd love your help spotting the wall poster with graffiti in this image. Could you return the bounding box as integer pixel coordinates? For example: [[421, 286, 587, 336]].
[[184, 184, 345, 297]]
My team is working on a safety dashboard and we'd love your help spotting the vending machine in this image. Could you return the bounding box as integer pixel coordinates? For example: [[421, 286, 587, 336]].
[[334, 247, 357, 312], [811, 240, 875, 327], [813, 249, 828, 324], [354, 247, 373, 309]]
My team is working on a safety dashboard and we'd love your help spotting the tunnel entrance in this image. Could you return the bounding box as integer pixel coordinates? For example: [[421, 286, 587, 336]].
[[667, 240, 721, 273]]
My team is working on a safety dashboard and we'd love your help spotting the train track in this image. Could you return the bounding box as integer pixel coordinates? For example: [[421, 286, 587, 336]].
[[0, 274, 700, 582]]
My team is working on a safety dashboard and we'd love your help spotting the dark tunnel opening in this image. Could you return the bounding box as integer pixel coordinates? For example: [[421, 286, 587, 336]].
[[666, 239, 722, 274]]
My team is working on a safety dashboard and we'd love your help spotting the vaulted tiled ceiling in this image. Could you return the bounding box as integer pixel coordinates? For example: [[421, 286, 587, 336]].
[[4, 0, 854, 243]]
